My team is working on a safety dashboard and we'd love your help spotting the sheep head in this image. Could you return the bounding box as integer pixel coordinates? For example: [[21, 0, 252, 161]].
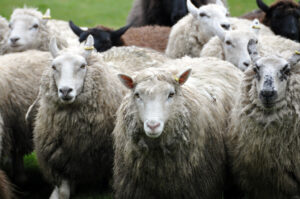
[[7, 8, 50, 52], [216, 19, 260, 71], [49, 35, 95, 104], [118, 68, 191, 138], [247, 39, 300, 109], [187, 0, 230, 36], [257, 0, 300, 41], [69, 20, 130, 52]]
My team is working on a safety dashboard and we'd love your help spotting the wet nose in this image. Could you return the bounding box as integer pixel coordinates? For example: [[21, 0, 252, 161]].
[[59, 87, 73, 97], [10, 37, 20, 43], [260, 90, 277, 99], [146, 121, 161, 131], [221, 23, 230, 30], [243, 61, 250, 67]]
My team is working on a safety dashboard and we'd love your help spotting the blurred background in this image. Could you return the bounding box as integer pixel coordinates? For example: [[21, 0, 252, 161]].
[[0, 0, 274, 28]]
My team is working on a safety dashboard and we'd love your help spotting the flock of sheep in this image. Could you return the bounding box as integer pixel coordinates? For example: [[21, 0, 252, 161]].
[[0, 0, 300, 198]]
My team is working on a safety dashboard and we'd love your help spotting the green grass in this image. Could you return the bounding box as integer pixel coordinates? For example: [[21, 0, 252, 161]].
[[0, 0, 276, 198]]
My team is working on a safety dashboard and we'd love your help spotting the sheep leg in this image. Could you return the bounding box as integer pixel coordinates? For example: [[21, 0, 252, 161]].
[[49, 180, 70, 199]]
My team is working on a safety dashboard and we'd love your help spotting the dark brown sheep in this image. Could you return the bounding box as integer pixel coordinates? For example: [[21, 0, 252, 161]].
[[69, 21, 170, 52], [241, 0, 300, 41], [126, 0, 227, 27]]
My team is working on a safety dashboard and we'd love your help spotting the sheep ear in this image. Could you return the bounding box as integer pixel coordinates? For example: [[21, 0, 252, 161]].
[[42, 8, 51, 24], [247, 39, 260, 62], [83, 35, 94, 58], [177, 69, 192, 85], [79, 31, 90, 43], [118, 74, 135, 89], [187, 0, 198, 17], [256, 0, 269, 13], [111, 24, 131, 39], [69, 20, 84, 37], [49, 37, 59, 58], [251, 18, 261, 35], [288, 51, 300, 67], [215, 0, 225, 7]]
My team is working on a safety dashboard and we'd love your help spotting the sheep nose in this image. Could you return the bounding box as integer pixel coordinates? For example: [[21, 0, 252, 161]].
[[221, 23, 230, 30], [59, 87, 73, 97], [10, 37, 20, 43], [243, 61, 250, 67], [260, 90, 277, 99], [146, 121, 161, 131]]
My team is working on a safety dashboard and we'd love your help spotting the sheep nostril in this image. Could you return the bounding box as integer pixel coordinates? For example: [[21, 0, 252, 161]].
[[243, 62, 250, 67], [221, 24, 230, 30], [147, 122, 160, 130], [10, 37, 20, 43]]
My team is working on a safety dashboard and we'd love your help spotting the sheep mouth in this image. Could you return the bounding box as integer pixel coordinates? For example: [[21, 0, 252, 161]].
[[60, 96, 75, 104], [10, 44, 21, 48]]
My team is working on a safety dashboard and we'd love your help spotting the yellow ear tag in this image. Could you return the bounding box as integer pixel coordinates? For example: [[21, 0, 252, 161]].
[[42, 16, 51, 19], [252, 25, 261, 29], [84, 46, 94, 50], [295, 50, 300, 55], [174, 75, 179, 82]]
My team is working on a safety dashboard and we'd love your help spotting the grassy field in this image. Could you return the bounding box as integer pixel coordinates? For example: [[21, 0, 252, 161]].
[[0, 0, 275, 198]]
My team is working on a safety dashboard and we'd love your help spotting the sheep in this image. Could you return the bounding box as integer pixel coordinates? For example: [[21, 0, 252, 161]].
[[126, 0, 227, 27], [228, 17, 274, 35], [0, 16, 9, 54], [6, 7, 68, 53], [113, 56, 242, 198], [0, 50, 51, 185], [242, 0, 300, 41], [0, 170, 14, 199], [201, 19, 299, 71], [69, 21, 171, 52], [165, 0, 230, 58], [226, 39, 300, 198]]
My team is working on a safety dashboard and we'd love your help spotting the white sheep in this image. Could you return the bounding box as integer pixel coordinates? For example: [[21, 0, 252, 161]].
[[0, 49, 50, 184], [113, 57, 242, 198], [201, 19, 298, 71], [226, 39, 300, 198], [0, 16, 9, 54], [165, 0, 230, 58], [6, 7, 68, 53]]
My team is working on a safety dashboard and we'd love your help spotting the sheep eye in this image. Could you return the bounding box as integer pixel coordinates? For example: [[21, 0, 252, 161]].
[[80, 64, 86, 69], [225, 40, 232, 46], [8, 23, 12, 29], [254, 64, 260, 73], [52, 65, 56, 70], [134, 92, 140, 99], [226, 13, 230, 17], [32, 24, 39, 29], [168, 92, 175, 99], [281, 64, 290, 76], [199, 13, 207, 17]]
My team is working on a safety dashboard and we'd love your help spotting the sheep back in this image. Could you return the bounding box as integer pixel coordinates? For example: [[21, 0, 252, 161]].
[[122, 26, 171, 52]]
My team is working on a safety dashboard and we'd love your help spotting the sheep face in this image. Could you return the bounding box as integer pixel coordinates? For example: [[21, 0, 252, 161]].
[[51, 53, 87, 104], [7, 15, 44, 51], [248, 39, 295, 109], [49, 35, 94, 104], [253, 56, 290, 109], [187, 0, 230, 36], [119, 69, 191, 138], [222, 31, 257, 71]]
